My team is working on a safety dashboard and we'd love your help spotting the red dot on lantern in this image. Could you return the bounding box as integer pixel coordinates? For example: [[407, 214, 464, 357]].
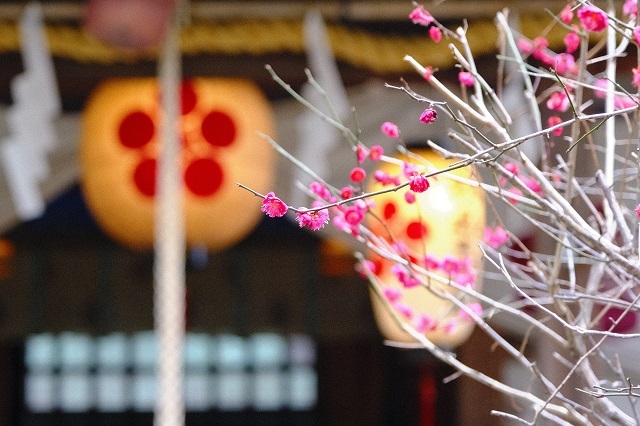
[[600, 307, 637, 333], [383, 202, 396, 220], [201, 111, 236, 147], [119, 111, 155, 149], [133, 157, 157, 197], [406, 221, 428, 240], [184, 158, 224, 197], [181, 80, 197, 115]]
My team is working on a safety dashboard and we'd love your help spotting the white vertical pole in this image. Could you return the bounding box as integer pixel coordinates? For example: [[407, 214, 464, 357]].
[[154, 14, 186, 426], [603, 0, 616, 235]]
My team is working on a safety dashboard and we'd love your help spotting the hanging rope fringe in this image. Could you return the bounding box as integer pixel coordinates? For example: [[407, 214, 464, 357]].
[[0, 15, 570, 73]]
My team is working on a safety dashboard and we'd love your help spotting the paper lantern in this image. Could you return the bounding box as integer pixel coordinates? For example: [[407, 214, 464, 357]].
[[84, 0, 176, 51], [367, 149, 485, 348], [80, 78, 275, 251]]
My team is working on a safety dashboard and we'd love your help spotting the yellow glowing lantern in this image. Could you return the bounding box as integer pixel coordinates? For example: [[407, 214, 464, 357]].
[[80, 78, 275, 251], [367, 148, 485, 348]]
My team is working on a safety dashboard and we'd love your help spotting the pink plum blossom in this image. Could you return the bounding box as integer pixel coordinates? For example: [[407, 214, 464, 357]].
[[402, 162, 418, 178], [636, 204, 640, 218], [383, 287, 402, 303], [443, 320, 458, 335], [404, 191, 416, 204], [614, 96, 637, 109], [343, 204, 366, 226], [624, 0, 638, 17], [381, 122, 399, 138], [507, 187, 523, 205], [517, 38, 533, 55], [355, 259, 377, 277], [423, 254, 440, 270], [546, 91, 570, 112], [504, 162, 519, 176], [296, 209, 329, 231], [554, 53, 576, 75], [454, 271, 477, 288], [356, 145, 368, 163], [484, 226, 509, 248], [309, 181, 331, 200], [522, 177, 542, 194], [459, 302, 483, 321], [560, 4, 573, 23], [261, 192, 288, 217], [340, 186, 353, 199], [633, 67, 640, 88], [409, 5, 434, 26], [391, 264, 420, 288], [393, 302, 414, 319], [577, 5, 608, 32], [374, 170, 401, 186], [423, 66, 434, 81], [441, 256, 462, 275], [413, 313, 436, 333], [369, 145, 384, 161], [593, 79, 608, 99]]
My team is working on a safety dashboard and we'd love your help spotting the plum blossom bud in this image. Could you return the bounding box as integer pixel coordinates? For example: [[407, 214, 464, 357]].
[[356, 145, 368, 163], [349, 167, 366, 183], [564, 32, 580, 54], [404, 191, 416, 204], [504, 162, 519, 176], [409, 173, 430, 193], [458, 71, 475, 86], [429, 26, 442, 42], [419, 108, 438, 124], [548, 116, 563, 136], [423, 66, 434, 81], [560, 4, 573, 23]]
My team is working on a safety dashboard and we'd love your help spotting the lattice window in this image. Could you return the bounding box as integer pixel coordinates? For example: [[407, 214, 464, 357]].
[[24, 332, 317, 413]]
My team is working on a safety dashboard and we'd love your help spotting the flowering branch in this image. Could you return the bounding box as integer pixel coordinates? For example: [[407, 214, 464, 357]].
[[239, 1, 640, 424]]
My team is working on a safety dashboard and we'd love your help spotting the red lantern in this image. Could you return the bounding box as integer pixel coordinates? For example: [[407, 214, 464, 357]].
[[80, 78, 276, 251], [83, 0, 176, 51]]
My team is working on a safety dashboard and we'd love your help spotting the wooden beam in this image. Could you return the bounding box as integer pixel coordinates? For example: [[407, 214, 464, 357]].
[[0, 1, 568, 22]]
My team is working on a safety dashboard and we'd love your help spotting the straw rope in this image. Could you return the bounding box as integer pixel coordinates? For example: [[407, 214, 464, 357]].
[[0, 15, 569, 73]]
